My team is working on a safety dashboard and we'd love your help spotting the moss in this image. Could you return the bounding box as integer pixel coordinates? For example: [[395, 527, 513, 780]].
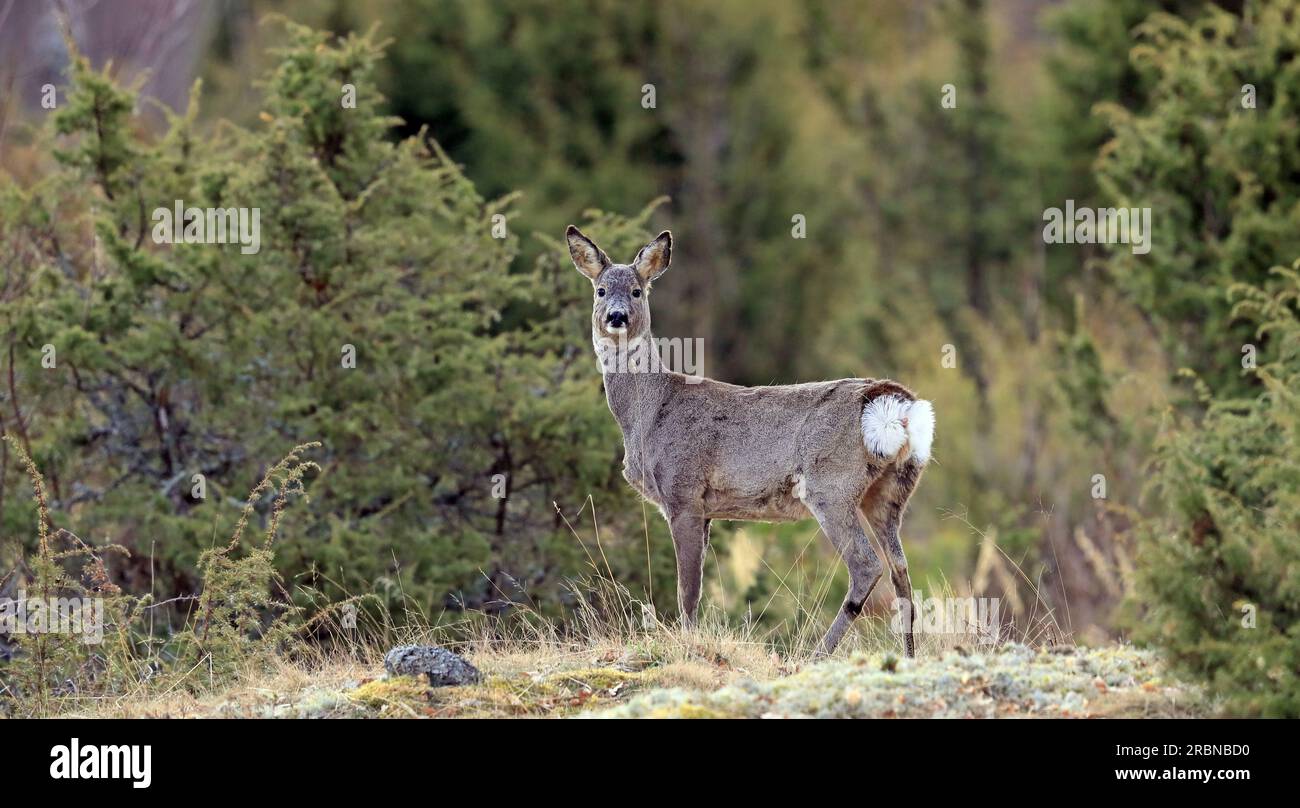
[[445, 675, 560, 716], [348, 676, 430, 712], [655, 703, 735, 719], [549, 667, 642, 691], [421, 667, 645, 717]]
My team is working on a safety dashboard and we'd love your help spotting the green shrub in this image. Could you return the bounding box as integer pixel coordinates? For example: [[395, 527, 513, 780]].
[[0, 19, 673, 634], [0, 436, 134, 715], [1136, 264, 1300, 716], [0, 437, 319, 716], [1095, 0, 1300, 395]]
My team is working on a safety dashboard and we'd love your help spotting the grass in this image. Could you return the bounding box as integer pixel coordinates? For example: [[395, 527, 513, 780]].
[[4, 444, 1208, 719], [60, 598, 796, 718], [54, 597, 1209, 718]]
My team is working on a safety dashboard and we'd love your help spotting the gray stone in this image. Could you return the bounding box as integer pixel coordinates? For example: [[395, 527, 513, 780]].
[[383, 644, 481, 687]]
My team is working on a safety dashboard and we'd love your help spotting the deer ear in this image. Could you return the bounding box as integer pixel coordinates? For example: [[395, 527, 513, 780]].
[[566, 225, 610, 281], [632, 231, 672, 283]]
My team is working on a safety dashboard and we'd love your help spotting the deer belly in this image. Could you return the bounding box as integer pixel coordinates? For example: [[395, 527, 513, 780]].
[[702, 481, 807, 522]]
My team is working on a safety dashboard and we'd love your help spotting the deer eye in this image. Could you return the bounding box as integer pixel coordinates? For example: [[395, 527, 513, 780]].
[[632, 288, 642, 298], [597, 288, 606, 297]]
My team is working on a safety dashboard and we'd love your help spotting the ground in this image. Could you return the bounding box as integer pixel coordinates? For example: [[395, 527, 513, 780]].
[[598, 644, 1205, 718], [59, 635, 1209, 719]]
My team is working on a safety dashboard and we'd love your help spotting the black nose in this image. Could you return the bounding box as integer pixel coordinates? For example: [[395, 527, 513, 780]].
[[607, 311, 628, 327]]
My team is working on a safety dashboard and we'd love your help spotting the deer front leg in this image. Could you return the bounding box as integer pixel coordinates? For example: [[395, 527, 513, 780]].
[[668, 513, 710, 626]]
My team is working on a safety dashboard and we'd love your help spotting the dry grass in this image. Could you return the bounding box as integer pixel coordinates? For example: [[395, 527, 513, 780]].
[[58, 612, 1206, 719], [53, 568, 1151, 719], [22, 478, 1186, 719], [58, 614, 787, 718], [48, 503, 1086, 718]]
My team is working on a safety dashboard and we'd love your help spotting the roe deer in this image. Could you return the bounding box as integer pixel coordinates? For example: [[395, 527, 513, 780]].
[[567, 225, 934, 656]]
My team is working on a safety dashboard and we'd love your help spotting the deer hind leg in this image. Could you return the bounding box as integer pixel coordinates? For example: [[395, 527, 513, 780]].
[[667, 513, 711, 627], [861, 461, 924, 657], [806, 497, 884, 656]]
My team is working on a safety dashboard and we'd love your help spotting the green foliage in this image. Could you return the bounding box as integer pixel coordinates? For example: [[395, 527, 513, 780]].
[[5, 2, 1295, 709], [208, 0, 1158, 641], [1044, 0, 1203, 204], [1136, 263, 1300, 716], [380, 0, 888, 385], [1054, 294, 1128, 451], [0, 20, 672, 643], [0, 436, 135, 716], [1, 437, 321, 714], [1095, 0, 1300, 394], [182, 442, 320, 679], [1067, 0, 1300, 713]]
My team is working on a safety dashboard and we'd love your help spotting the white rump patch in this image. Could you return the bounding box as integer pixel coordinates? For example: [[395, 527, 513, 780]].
[[907, 399, 934, 464], [861, 395, 935, 464]]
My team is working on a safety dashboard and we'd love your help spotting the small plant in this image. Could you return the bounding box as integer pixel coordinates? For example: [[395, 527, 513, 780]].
[[179, 442, 321, 684], [1, 435, 133, 717], [0, 440, 320, 715]]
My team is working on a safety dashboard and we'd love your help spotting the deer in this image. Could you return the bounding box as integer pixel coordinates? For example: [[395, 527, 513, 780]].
[[566, 225, 935, 657]]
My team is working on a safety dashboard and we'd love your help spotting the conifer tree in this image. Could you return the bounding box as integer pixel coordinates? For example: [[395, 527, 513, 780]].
[[0, 20, 672, 627]]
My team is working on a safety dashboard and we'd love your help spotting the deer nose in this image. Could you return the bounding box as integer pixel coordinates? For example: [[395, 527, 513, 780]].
[[607, 311, 628, 328]]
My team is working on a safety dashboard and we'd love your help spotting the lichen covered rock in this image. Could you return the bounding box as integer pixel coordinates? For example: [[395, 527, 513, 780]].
[[384, 645, 482, 687]]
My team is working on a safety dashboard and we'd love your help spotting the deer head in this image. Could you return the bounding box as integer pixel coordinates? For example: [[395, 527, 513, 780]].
[[566, 225, 672, 344]]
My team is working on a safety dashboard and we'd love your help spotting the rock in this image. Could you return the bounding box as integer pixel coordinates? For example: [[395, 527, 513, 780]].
[[383, 644, 481, 687]]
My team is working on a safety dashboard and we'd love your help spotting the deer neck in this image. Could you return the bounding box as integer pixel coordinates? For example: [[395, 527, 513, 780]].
[[594, 331, 664, 443]]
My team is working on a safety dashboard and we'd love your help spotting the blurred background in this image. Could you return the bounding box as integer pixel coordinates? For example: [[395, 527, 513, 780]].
[[1, 0, 1294, 661]]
